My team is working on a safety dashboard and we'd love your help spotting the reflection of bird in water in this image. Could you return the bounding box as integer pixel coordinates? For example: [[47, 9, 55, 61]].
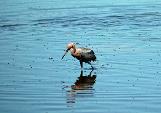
[[66, 70, 96, 106], [71, 70, 96, 90], [62, 42, 96, 70]]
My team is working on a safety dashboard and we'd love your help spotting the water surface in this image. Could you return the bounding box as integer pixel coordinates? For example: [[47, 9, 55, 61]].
[[0, 0, 161, 113]]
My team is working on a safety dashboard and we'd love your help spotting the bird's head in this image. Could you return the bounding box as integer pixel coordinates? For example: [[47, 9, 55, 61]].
[[67, 42, 75, 50], [62, 42, 75, 60]]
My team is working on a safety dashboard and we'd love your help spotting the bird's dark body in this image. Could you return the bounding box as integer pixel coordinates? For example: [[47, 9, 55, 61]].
[[72, 48, 96, 63]]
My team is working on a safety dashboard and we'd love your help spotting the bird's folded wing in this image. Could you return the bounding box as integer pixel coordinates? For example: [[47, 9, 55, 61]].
[[80, 48, 96, 61]]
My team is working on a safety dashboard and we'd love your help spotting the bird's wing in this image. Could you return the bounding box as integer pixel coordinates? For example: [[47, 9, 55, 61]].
[[79, 48, 96, 61], [80, 48, 92, 53]]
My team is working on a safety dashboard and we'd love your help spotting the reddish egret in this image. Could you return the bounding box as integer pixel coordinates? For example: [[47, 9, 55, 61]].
[[62, 42, 96, 70]]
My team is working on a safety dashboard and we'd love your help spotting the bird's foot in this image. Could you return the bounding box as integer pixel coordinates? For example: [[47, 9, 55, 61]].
[[91, 66, 97, 70]]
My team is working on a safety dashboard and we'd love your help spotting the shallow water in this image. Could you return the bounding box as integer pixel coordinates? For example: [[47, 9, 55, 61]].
[[1, 0, 161, 113]]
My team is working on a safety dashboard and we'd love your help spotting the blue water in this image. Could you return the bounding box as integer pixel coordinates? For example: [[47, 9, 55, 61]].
[[1, 0, 161, 113]]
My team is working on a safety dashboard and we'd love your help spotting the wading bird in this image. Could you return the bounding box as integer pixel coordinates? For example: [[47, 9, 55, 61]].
[[62, 42, 96, 70]]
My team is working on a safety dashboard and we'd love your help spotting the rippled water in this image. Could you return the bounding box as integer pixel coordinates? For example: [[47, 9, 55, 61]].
[[1, 0, 161, 113]]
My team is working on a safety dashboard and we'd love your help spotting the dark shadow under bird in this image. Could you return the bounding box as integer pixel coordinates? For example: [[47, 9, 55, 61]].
[[65, 70, 97, 106], [71, 70, 96, 90]]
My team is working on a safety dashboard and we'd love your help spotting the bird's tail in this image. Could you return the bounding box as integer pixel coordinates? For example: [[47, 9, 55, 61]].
[[92, 55, 96, 61]]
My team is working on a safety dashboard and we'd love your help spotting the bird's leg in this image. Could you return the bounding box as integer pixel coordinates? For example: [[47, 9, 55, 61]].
[[80, 70, 83, 77], [80, 61, 83, 70], [89, 69, 94, 76], [88, 62, 94, 70]]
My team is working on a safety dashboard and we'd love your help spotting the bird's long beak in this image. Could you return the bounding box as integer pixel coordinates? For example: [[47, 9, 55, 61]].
[[61, 49, 69, 60]]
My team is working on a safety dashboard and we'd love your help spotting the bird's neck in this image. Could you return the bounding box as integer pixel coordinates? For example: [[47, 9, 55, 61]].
[[70, 46, 76, 54]]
